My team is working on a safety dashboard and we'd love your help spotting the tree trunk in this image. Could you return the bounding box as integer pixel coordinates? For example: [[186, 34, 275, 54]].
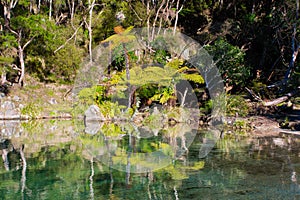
[[123, 43, 135, 110], [3, 4, 11, 27], [49, 0, 52, 20], [18, 43, 25, 86], [88, 0, 95, 63], [71, 0, 75, 25], [1, 72, 6, 85], [173, 0, 183, 35], [38, 0, 41, 12], [281, 0, 299, 88]]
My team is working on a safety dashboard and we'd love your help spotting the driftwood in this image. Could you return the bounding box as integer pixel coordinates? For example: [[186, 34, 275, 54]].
[[280, 130, 300, 137], [246, 87, 300, 107]]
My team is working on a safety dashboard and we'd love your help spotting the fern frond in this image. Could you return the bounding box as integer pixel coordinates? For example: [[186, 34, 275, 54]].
[[182, 74, 205, 84], [176, 66, 189, 73]]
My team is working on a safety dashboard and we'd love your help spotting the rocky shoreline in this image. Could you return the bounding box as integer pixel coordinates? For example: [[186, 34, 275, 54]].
[[0, 99, 72, 120], [0, 94, 299, 138]]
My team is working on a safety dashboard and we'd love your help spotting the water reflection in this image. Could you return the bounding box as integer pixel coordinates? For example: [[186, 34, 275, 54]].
[[0, 120, 300, 199]]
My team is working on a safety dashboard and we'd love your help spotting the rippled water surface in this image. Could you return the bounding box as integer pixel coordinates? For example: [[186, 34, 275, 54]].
[[0, 120, 300, 200]]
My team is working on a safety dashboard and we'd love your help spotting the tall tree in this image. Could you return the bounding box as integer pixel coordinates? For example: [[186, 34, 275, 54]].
[[1, 0, 55, 85]]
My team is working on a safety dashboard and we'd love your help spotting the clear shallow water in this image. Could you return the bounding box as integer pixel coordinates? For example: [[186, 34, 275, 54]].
[[0, 120, 300, 199]]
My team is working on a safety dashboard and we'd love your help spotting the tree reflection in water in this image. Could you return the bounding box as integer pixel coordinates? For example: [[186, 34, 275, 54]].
[[1, 120, 300, 199]]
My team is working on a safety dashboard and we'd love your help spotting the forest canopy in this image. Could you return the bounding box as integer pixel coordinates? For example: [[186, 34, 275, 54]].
[[0, 0, 299, 96]]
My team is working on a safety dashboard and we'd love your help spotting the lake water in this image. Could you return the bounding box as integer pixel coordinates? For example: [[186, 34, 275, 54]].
[[0, 120, 300, 200]]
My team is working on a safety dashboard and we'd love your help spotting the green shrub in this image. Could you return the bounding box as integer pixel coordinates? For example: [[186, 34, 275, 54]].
[[226, 95, 249, 117], [205, 38, 251, 89], [98, 101, 124, 119], [21, 103, 41, 119]]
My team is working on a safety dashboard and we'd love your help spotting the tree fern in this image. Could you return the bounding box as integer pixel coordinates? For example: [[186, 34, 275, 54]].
[[101, 26, 135, 48], [182, 73, 205, 84]]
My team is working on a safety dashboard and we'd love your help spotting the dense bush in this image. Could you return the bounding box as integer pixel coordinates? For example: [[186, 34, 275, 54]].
[[205, 38, 251, 90]]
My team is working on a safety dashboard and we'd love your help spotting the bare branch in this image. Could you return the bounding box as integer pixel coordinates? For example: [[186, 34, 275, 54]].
[[23, 36, 35, 49], [12, 64, 21, 71], [173, 0, 184, 35], [128, 2, 143, 21], [54, 23, 84, 53], [151, 0, 165, 40]]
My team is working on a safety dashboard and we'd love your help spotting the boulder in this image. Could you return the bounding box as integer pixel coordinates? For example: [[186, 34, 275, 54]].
[[0, 101, 20, 119], [1, 101, 15, 110], [84, 105, 105, 135], [84, 105, 104, 121]]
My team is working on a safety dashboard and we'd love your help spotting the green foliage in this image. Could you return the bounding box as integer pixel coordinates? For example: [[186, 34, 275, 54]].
[[100, 123, 125, 137], [114, 58, 204, 105], [250, 81, 274, 99], [154, 49, 168, 64], [77, 87, 96, 106], [162, 164, 189, 180], [77, 85, 109, 106], [102, 26, 135, 47], [157, 160, 205, 181], [226, 95, 249, 117], [233, 120, 247, 129], [151, 87, 175, 104], [142, 111, 165, 128], [113, 49, 138, 70], [45, 44, 84, 83], [21, 102, 41, 119], [200, 99, 213, 114], [0, 56, 14, 76], [136, 84, 158, 99], [186, 161, 205, 170], [205, 38, 251, 88], [0, 34, 17, 48], [182, 73, 204, 84], [98, 101, 124, 119], [77, 85, 124, 118]]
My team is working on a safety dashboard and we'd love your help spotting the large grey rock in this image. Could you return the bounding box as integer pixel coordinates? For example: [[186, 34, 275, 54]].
[[0, 101, 20, 119], [84, 105, 105, 134], [5, 109, 20, 119], [1, 101, 15, 110], [84, 105, 104, 121]]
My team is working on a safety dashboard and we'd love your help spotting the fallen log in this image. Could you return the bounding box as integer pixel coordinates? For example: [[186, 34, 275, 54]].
[[246, 86, 300, 107], [280, 130, 300, 137], [263, 88, 300, 107]]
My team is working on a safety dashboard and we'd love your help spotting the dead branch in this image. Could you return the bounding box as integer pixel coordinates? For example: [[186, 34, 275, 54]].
[[246, 87, 300, 107], [245, 87, 262, 102], [54, 22, 83, 53]]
